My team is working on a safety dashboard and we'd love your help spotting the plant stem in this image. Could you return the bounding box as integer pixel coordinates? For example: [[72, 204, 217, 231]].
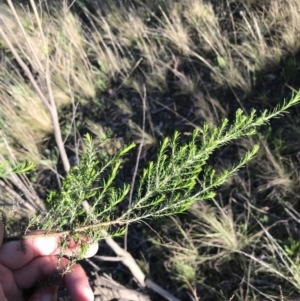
[[3, 219, 123, 242]]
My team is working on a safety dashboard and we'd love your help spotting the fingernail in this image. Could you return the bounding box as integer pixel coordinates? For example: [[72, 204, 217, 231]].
[[83, 242, 99, 258], [41, 293, 53, 301]]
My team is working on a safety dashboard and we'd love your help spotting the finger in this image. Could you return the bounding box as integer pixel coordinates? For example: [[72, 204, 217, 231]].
[[28, 284, 58, 301], [0, 264, 22, 300], [64, 261, 94, 301], [14, 256, 94, 301], [0, 284, 9, 301], [0, 233, 98, 270]]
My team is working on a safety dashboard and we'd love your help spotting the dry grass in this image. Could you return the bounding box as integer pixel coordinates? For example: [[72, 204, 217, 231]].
[[0, 58, 52, 158], [158, 195, 300, 300], [0, 2, 98, 162], [157, 199, 266, 300], [3, 0, 300, 161]]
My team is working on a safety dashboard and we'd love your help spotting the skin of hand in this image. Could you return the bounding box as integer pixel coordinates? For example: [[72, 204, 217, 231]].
[[0, 221, 98, 301]]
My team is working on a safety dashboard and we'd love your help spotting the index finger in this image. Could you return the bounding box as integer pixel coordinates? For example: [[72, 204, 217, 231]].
[[0, 232, 98, 270]]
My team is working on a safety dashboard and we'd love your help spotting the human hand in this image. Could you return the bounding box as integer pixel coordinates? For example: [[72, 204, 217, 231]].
[[0, 221, 98, 301]]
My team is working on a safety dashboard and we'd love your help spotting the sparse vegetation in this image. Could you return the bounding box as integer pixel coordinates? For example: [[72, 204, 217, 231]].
[[2, 0, 300, 300]]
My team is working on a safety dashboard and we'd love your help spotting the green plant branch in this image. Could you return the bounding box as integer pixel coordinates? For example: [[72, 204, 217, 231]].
[[0, 159, 35, 178], [3, 91, 300, 258]]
